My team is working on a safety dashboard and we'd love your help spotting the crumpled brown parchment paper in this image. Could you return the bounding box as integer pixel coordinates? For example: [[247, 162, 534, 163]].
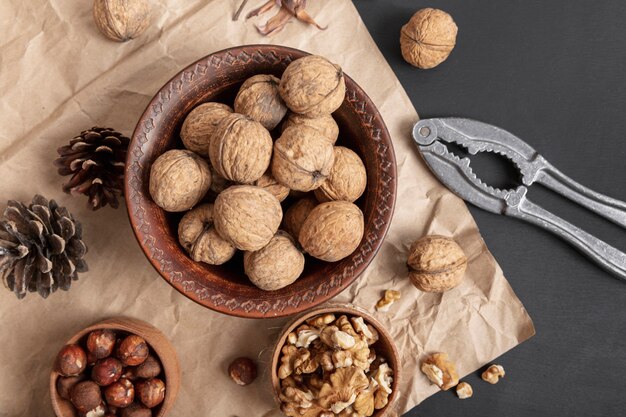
[[0, 1, 535, 416]]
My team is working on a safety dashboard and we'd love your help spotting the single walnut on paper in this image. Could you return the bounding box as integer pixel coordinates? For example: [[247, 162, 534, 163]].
[[93, 0, 150, 42], [407, 235, 467, 292], [282, 196, 318, 240], [282, 113, 339, 145], [209, 113, 273, 184], [178, 204, 236, 265], [244, 231, 305, 291], [279, 55, 346, 118], [314, 146, 367, 203], [149, 149, 211, 212], [400, 8, 458, 69], [180, 102, 233, 157], [299, 201, 364, 262], [234, 74, 288, 130], [272, 125, 335, 192], [213, 185, 282, 251], [421, 352, 459, 391]]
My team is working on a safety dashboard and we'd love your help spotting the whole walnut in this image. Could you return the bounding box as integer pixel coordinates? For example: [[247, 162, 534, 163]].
[[314, 146, 367, 203], [234, 74, 288, 130], [254, 171, 290, 202], [400, 8, 458, 69], [180, 102, 233, 157], [279, 55, 346, 118], [209, 165, 233, 195], [281, 113, 339, 144], [149, 149, 211, 212], [209, 113, 273, 184], [299, 201, 364, 262], [178, 204, 236, 265], [271, 125, 335, 192], [93, 0, 150, 42], [407, 235, 467, 292], [244, 231, 305, 291], [282, 196, 317, 240], [214, 185, 282, 251]]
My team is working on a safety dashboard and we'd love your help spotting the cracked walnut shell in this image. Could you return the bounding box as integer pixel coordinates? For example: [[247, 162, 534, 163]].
[[299, 201, 364, 262], [235, 74, 288, 130], [282, 196, 318, 240], [180, 102, 233, 157], [400, 8, 458, 69], [314, 146, 367, 203], [149, 149, 211, 212], [214, 185, 282, 251], [93, 0, 150, 42], [209, 113, 273, 184], [178, 204, 236, 265], [407, 235, 467, 292], [244, 231, 305, 291], [272, 125, 335, 192], [282, 113, 339, 145], [279, 55, 346, 118]]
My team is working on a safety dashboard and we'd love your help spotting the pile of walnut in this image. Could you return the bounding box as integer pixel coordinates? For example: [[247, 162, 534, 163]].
[[55, 330, 165, 417], [149, 55, 368, 291], [277, 313, 393, 417]]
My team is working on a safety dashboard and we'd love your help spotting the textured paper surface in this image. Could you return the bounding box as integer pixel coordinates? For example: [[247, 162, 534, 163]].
[[0, 1, 535, 416]]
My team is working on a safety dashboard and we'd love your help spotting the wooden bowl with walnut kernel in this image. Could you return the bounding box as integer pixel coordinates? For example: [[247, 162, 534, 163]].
[[125, 45, 397, 318], [50, 317, 180, 417]]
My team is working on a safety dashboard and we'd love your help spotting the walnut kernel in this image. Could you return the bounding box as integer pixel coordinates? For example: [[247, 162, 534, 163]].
[[400, 8, 458, 69], [178, 204, 236, 265], [314, 146, 367, 203], [456, 381, 473, 399], [180, 102, 233, 157], [407, 235, 467, 292], [234, 74, 288, 130], [375, 290, 401, 312], [421, 352, 459, 391], [482, 364, 505, 384]]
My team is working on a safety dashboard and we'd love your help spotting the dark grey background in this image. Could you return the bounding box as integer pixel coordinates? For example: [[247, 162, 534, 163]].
[[352, 1, 626, 416]]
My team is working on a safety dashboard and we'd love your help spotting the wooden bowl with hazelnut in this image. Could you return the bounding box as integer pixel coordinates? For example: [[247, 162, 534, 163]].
[[50, 317, 180, 417], [125, 45, 397, 318], [271, 304, 401, 417]]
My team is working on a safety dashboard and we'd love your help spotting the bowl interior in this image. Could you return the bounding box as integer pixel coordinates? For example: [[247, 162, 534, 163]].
[[126, 45, 397, 318]]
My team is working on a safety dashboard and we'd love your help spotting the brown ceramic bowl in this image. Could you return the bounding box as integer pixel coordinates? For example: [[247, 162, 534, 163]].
[[271, 304, 401, 416], [125, 45, 397, 318], [50, 317, 180, 417]]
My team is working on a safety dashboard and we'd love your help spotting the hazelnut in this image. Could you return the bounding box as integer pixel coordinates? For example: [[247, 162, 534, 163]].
[[213, 185, 282, 251], [481, 364, 505, 384], [178, 204, 236, 265], [299, 201, 364, 262], [104, 378, 135, 408], [281, 113, 339, 144], [93, 0, 150, 42], [86, 351, 98, 366], [56, 344, 87, 376], [117, 335, 149, 366], [234, 74, 288, 130], [136, 378, 166, 408], [271, 125, 335, 192], [314, 146, 367, 203], [407, 235, 467, 292], [400, 8, 458, 69], [282, 196, 317, 240], [56, 375, 85, 400], [228, 357, 258, 386], [209, 113, 273, 184], [244, 231, 305, 291], [149, 149, 212, 212], [91, 357, 123, 386], [121, 403, 152, 417], [456, 381, 473, 399], [133, 354, 162, 379], [71, 381, 102, 413], [254, 171, 290, 202], [279, 55, 346, 118], [180, 102, 233, 157], [86, 329, 117, 360]]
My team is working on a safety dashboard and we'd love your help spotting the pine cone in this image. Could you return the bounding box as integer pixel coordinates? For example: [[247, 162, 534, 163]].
[[54, 127, 130, 210], [0, 195, 88, 299]]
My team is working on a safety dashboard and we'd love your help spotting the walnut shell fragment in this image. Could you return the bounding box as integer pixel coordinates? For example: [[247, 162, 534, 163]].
[[272, 125, 335, 192], [314, 146, 367, 203], [235, 74, 288, 130], [282, 113, 339, 145], [178, 204, 236, 265], [244, 231, 305, 291], [209, 113, 273, 184], [149, 149, 211, 212], [279, 55, 346, 118], [254, 171, 290, 202], [400, 8, 458, 69], [93, 0, 150, 42], [214, 185, 282, 251], [180, 102, 233, 157], [407, 235, 467, 292], [282, 196, 318, 240], [299, 201, 364, 262]]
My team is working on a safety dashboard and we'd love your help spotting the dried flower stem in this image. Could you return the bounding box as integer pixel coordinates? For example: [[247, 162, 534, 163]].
[[233, 0, 250, 21]]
